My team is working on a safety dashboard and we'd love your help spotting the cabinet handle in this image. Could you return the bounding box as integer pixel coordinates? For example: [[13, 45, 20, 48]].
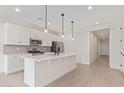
[[120, 64, 123, 67]]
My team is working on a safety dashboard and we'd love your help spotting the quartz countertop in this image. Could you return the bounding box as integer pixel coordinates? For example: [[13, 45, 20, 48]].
[[22, 53, 76, 62]]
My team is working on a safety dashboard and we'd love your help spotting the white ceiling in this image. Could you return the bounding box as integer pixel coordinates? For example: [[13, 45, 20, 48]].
[[0, 5, 124, 33], [93, 28, 110, 40]]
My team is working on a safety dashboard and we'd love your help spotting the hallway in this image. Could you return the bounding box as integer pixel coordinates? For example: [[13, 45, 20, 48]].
[[48, 56, 124, 87]]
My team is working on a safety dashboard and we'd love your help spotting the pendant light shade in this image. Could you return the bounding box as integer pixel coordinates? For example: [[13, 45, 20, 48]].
[[61, 13, 64, 38], [71, 21, 74, 40], [44, 5, 48, 33]]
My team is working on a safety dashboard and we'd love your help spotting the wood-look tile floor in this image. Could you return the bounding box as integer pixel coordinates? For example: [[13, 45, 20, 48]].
[[47, 56, 124, 87], [0, 56, 124, 87]]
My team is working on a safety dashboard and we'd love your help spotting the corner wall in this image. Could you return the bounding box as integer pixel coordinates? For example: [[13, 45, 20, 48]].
[[89, 32, 98, 63], [109, 22, 122, 69], [0, 23, 5, 73], [64, 31, 89, 64], [55, 21, 124, 69]]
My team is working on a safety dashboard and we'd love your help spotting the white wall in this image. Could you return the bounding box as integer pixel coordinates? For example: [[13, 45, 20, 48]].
[[64, 24, 110, 65], [63, 22, 124, 70], [64, 31, 89, 64], [100, 39, 109, 56], [74, 24, 110, 65], [64, 32, 76, 54], [109, 22, 122, 69], [75, 30, 89, 64], [97, 39, 101, 56], [0, 23, 5, 73], [89, 32, 98, 63]]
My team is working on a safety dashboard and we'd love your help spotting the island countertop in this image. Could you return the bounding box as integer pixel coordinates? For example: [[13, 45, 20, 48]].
[[22, 53, 76, 62], [23, 52, 77, 87]]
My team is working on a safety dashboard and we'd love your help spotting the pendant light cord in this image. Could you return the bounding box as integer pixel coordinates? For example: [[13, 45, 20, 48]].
[[71, 21, 74, 37], [61, 14, 64, 35], [45, 5, 47, 29]]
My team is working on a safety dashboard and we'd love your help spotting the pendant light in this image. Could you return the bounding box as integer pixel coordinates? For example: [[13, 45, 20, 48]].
[[44, 5, 48, 33], [61, 13, 64, 38], [71, 21, 74, 40]]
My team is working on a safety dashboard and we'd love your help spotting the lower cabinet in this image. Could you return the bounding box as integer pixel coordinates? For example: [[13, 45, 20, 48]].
[[4, 55, 24, 75]]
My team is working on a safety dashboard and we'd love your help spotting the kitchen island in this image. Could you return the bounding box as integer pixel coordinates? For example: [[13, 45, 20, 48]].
[[23, 53, 77, 87]]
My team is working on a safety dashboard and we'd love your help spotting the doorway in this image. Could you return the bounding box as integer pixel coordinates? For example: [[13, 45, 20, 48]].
[[89, 28, 110, 65]]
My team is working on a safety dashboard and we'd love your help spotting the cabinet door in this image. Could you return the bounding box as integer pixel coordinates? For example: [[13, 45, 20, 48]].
[[18, 57, 24, 70], [4, 23, 18, 45], [5, 55, 24, 74], [6, 56, 20, 74], [30, 29, 41, 39], [47, 34, 53, 46], [18, 26, 30, 45], [41, 32, 47, 46], [21, 59, 24, 70]]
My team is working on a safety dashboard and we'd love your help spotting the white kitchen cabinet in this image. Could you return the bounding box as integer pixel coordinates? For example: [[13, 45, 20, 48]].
[[29, 29, 48, 46], [4, 22, 63, 46], [18, 26, 30, 45], [4, 22, 30, 45], [29, 29, 41, 39], [4, 22, 18, 45], [24, 54, 76, 87], [4, 55, 24, 74], [40, 32, 47, 46]]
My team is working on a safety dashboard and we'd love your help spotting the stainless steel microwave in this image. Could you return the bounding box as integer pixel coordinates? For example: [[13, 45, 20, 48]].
[[30, 38, 42, 46]]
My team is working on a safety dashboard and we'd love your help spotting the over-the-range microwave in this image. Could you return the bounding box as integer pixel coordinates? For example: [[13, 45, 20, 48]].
[[30, 38, 42, 46]]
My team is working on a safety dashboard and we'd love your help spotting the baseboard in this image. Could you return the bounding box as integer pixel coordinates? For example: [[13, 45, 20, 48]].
[[5, 69, 24, 75]]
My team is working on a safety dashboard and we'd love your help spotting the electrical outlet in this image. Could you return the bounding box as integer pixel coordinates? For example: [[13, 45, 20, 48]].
[[120, 40, 122, 42], [120, 64, 123, 67], [120, 27, 123, 30]]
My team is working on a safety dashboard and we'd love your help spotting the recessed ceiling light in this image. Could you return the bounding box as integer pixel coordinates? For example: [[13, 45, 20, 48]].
[[95, 21, 99, 24], [15, 8, 20, 12], [88, 6, 92, 10]]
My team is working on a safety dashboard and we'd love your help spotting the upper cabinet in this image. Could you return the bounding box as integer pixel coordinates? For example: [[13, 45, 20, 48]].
[[4, 23, 19, 45], [18, 26, 30, 45], [40, 32, 48, 46], [29, 29, 48, 46], [4, 22, 30, 45], [29, 29, 41, 39], [4, 22, 63, 46]]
